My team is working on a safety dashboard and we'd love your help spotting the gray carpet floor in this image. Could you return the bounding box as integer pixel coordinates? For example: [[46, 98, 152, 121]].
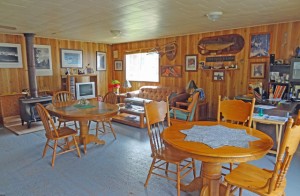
[[0, 122, 299, 196]]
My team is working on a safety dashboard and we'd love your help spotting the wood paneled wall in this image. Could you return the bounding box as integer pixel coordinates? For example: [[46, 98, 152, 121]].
[[0, 34, 112, 97], [111, 21, 300, 119], [0, 21, 299, 119]]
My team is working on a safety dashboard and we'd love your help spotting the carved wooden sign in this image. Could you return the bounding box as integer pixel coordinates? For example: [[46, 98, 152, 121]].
[[198, 34, 244, 55]]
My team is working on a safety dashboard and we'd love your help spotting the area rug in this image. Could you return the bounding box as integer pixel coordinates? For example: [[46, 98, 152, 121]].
[[4, 115, 57, 135]]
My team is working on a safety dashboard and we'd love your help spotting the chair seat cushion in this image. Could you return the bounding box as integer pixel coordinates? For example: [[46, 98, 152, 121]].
[[124, 97, 152, 106], [225, 163, 286, 195], [169, 109, 188, 121]]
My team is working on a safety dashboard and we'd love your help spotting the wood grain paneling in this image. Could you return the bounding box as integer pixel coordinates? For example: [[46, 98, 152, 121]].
[[111, 21, 300, 119], [0, 35, 111, 97], [1, 21, 299, 119]]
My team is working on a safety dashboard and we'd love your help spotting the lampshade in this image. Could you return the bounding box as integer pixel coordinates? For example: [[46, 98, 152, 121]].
[[123, 80, 132, 89], [186, 80, 198, 91]]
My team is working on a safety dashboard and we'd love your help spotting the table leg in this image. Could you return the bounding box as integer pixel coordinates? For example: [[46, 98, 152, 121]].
[[68, 120, 105, 154], [140, 113, 145, 128], [181, 162, 225, 196]]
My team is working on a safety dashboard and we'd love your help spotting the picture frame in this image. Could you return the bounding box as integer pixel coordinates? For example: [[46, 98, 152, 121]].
[[213, 70, 225, 81], [249, 33, 271, 58], [250, 62, 266, 79], [185, 55, 198, 71], [60, 49, 83, 68], [114, 60, 123, 71], [0, 43, 23, 68], [34, 45, 52, 76], [96, 51, 106, 71], [161, 65, 182, 77]]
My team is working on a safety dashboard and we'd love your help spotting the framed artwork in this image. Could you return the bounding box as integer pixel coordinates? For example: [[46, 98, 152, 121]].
[[161, 65, 182, 77], [96, 51, 106, 71], [185, 55, 198, 71], [250, 62, 266, 79], [34, 45, 52, 76], [249, 33, 271, 58], [213, 70, 225, 81], [0, 43, 23, 68], [60, 49, 83, 68], [114, 60, 123, 71]]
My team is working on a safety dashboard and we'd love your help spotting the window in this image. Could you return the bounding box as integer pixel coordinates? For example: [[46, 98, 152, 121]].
[[125, 52, 159, 82]]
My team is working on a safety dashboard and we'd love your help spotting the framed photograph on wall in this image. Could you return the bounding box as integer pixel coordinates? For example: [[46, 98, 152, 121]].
[[34, 45, 52, 76], [213, 70, 225, 81], [250, 62, 266, 79], [0, 43, 23, 68], [185, 55, 198, 71], [96, 51, 106, 71], [249, 33, 271, 58], [161, 65, 182, 77], [114, 60, 123, 71], [60, 49, 83, 68]]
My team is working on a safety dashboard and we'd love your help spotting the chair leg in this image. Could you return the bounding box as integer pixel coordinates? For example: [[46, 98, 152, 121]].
[[65, 138, 70, 150], [58, 121, 62, 129], [177, 163, 180, 196], [72, 136, 81, 158], [239, 188, 242, 196], [165, 162, 169, 175], [192, 158, 196, 178], [102, 121, 106, 133], [144, 158, 156, 187], [95, 122, 100, 137], [108, 120, 117, 139], [225, 184, 231, 196], [42, 139, 50, 158], [51, 140, 58, 167]]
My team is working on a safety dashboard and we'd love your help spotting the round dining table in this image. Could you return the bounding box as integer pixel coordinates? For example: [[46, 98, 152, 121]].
[[162, 121, 273, 196], [46, 99, 119, 154]]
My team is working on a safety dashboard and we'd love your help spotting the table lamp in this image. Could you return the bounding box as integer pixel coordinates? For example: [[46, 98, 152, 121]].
[[123, 80, 132, 92], [186, 80, 198, 102]]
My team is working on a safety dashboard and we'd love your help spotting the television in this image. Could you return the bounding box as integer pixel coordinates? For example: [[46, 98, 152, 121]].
[[75, 82, 96, 100], [290, 58, 300, 83]]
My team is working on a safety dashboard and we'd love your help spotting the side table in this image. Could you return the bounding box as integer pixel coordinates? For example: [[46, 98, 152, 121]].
[[116, 93, 127, 103], [252, 114, 287, 160]]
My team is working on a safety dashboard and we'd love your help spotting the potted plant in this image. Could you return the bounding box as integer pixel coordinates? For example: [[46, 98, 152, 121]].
[[109, 80, 121, 94]]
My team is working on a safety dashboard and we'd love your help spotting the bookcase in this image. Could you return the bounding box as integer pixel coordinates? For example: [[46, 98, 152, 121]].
[[61, 74, 98, 98], [269, 64, 290, 99]]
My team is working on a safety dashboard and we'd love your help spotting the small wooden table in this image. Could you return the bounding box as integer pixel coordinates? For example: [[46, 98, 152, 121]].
[[112, 105, 146, 128], [252, 115, 287, 160], [46, 99, 119, 154], [162, 121, 273, 196]]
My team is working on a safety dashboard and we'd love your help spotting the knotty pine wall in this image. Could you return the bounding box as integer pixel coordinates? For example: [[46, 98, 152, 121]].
[[111, 21, 300, 119], [0, 21, 299, 119], [0, 34, 112, 97]]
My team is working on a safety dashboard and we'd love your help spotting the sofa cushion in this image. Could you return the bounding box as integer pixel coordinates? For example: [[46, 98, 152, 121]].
[[138, 86, 185, 101], [124, 97, 152, 106]]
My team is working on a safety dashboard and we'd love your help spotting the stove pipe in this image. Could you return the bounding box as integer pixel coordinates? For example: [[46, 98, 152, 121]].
[[24, 33, 38, 98]]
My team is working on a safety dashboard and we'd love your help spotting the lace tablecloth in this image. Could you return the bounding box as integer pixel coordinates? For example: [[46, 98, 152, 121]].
[[180, 125, 259, 149]]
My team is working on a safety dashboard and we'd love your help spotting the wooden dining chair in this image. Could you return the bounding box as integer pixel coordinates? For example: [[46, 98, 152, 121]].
[[52, 91, 78, 130], [294, 109, 300, 125], [89, 92, 117, 139], [225, 118, 300, 196], [36, 103, 81, 167], [169, 91, 200, 123], [144, 99, 196, 196], [217, 95, 255, 174]]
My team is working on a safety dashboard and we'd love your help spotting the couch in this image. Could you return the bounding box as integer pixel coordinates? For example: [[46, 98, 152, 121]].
[[125, 86, 189, 107]]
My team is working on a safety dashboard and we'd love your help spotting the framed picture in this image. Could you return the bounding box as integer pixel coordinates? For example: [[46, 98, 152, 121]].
[[0, 43, 23, 68], [185, 55, 198, 71], [96, 51, 106, 71], [250, 62, 266, 79], [161, 65, 182, 77], [60, 49, 83, 68], [114, 60, 123, 71], [249, 33, 271, 58], [213, 71, 225, 81], [34, 45, 52, 76]]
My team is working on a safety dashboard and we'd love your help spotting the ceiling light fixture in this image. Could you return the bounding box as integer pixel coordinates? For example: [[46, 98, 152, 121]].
[[206, 11, 223, 21], [110, 30, 121, 38]]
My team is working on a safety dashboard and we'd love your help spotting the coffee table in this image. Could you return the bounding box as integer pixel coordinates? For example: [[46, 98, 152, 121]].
[[112, 105, 146, 128]]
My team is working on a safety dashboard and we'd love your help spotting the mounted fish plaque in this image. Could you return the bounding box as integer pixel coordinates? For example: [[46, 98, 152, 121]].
[[198, 34, 244, 55]]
